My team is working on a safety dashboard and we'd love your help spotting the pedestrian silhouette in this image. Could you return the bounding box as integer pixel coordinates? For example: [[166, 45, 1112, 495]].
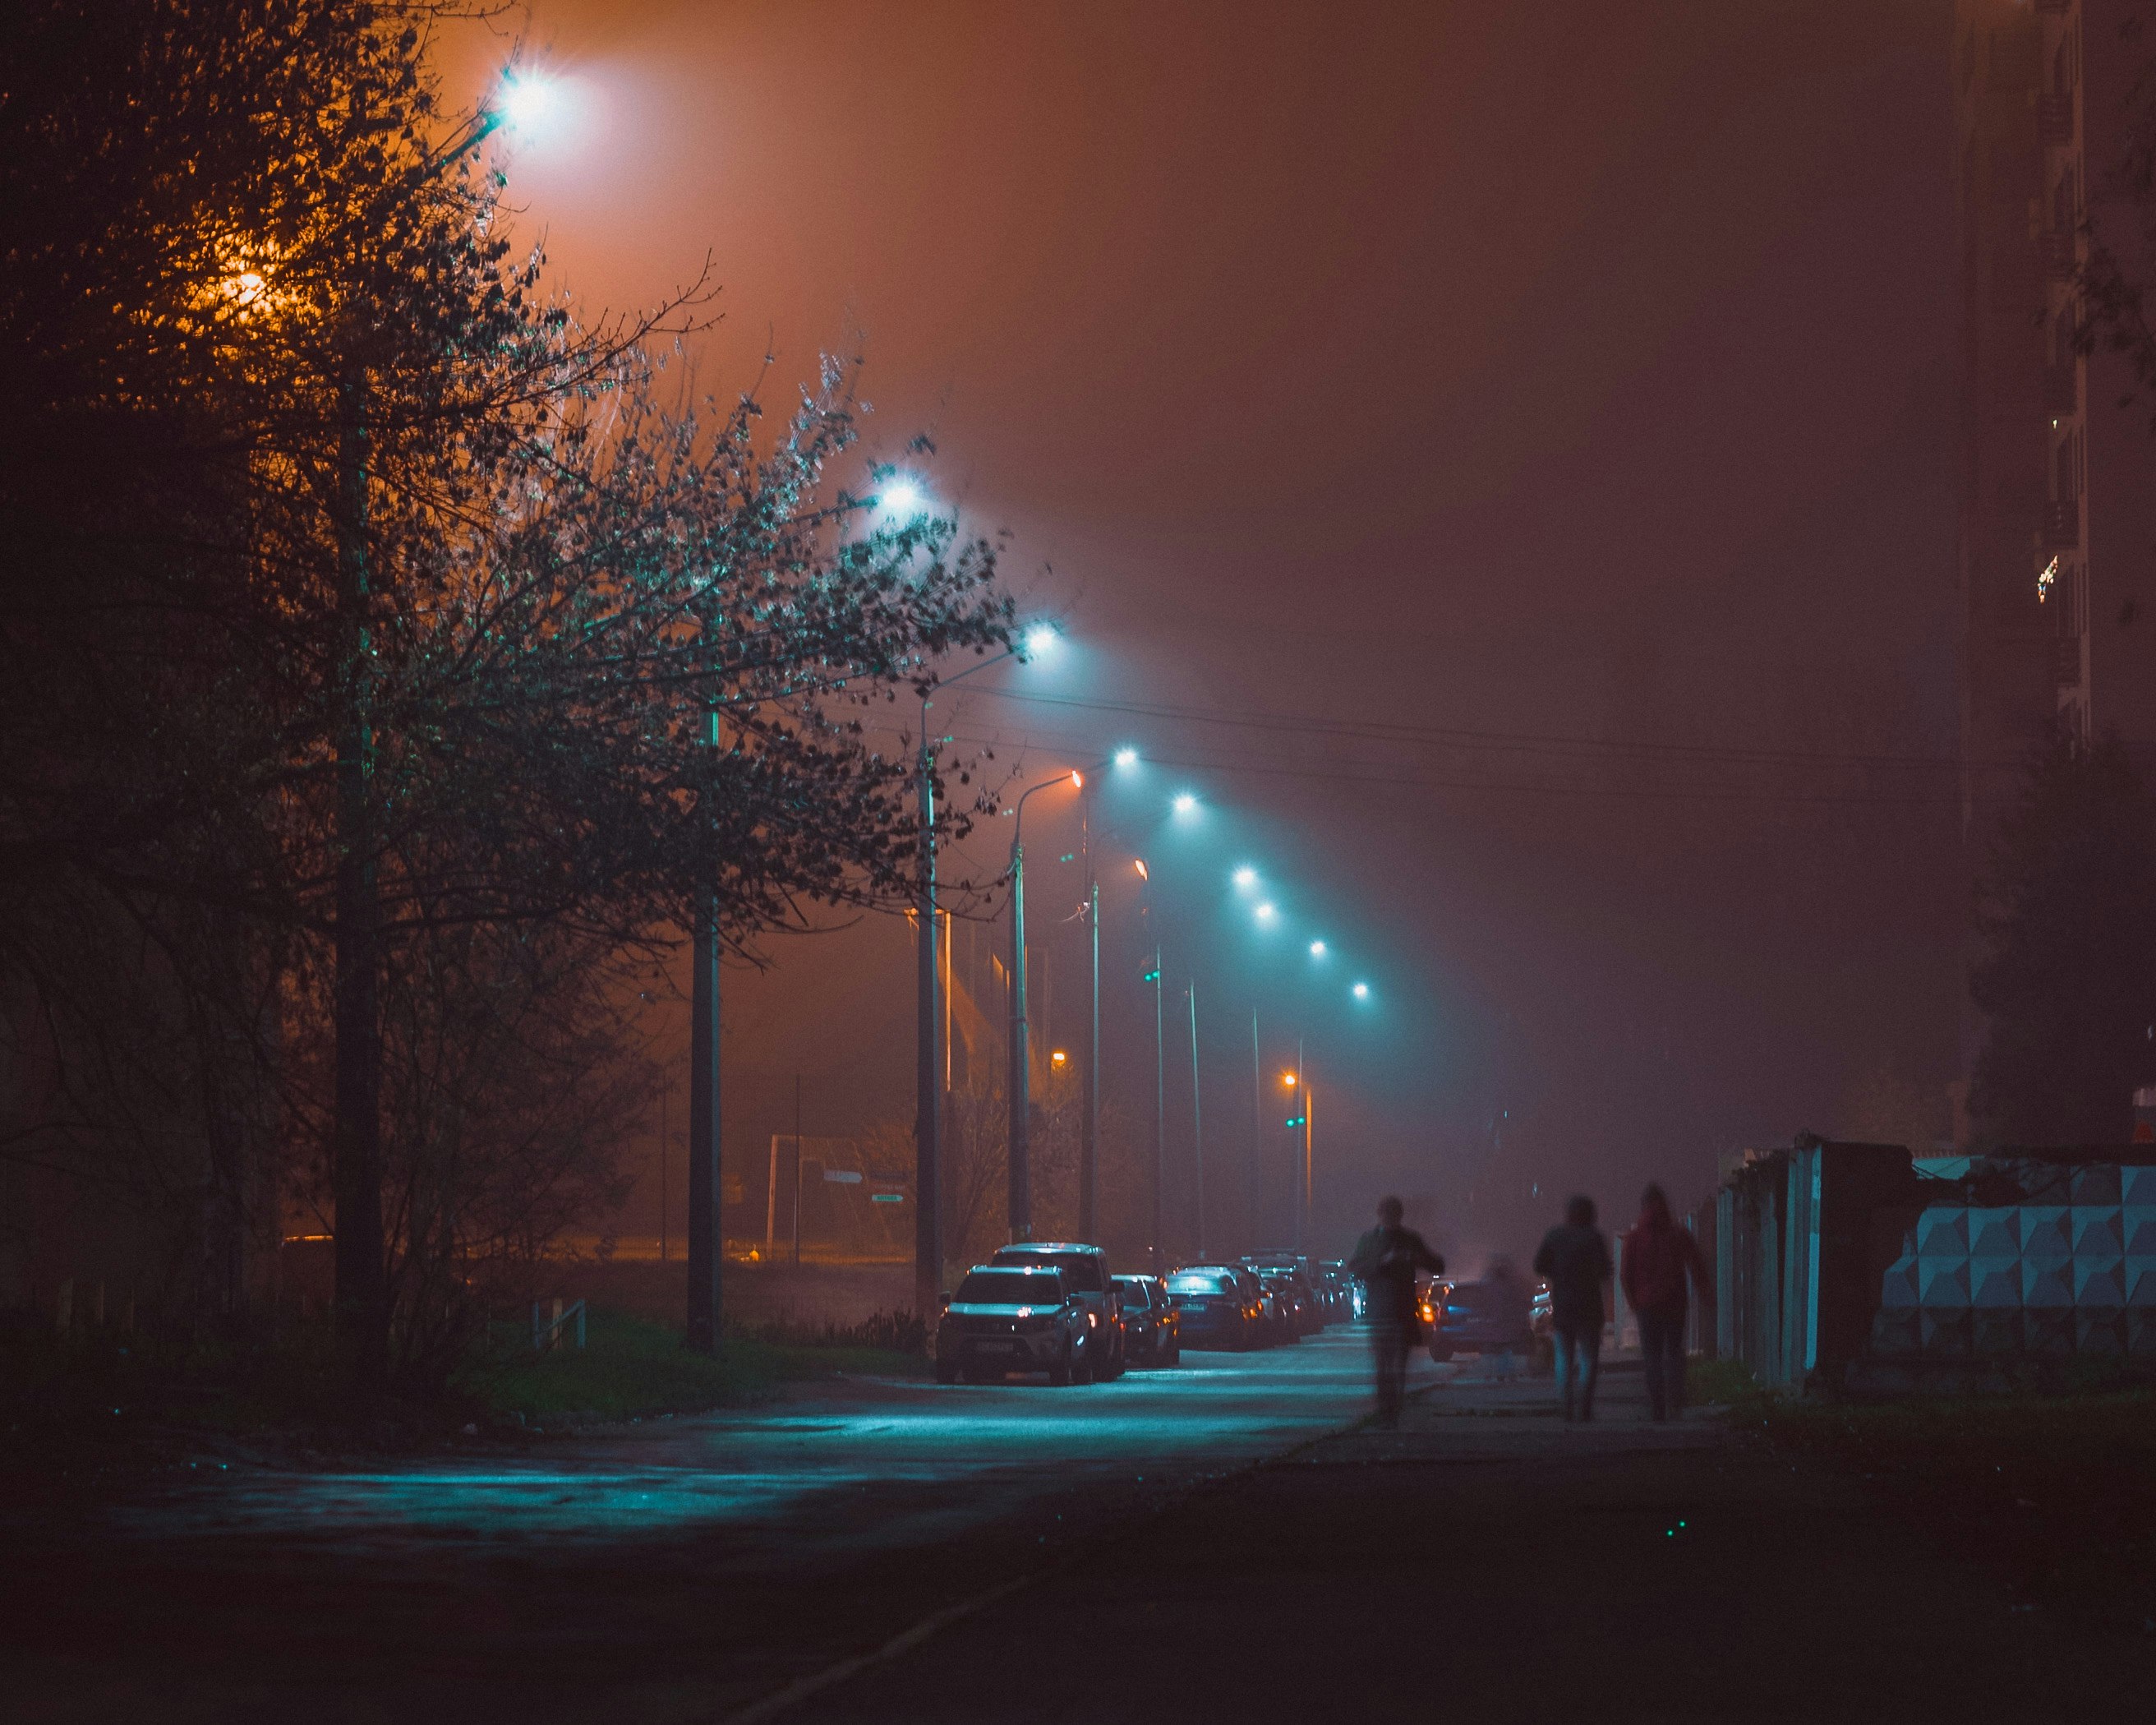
[[1620, 1183, 1709, 1421], [1533, 1194, 1612, 1421], [1348, 1196, 1444, 1428], [1483, 1256, 1531, 1381]]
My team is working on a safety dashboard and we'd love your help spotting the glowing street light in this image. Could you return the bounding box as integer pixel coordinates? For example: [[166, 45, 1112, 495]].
[[1255, 902, 1277, 924], [1172, 791, 1199, 817], [1309, 939, 1327, 957], [1024, 622, 1060, 657], [1282, 1070, 1297, 1088], [497, 71, 554, 132], [1133, 857, 1149, 880], [879, 477, 928, 516], [1113, 746, 1140, 770], [1232, 865, 1259, 892], [1352, 981, 1371, 1000]]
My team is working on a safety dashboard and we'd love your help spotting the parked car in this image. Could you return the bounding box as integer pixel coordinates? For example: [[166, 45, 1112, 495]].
[[1162, 1266, 1260, 1349], [1243, 1257, 1328, 1333], [1425, 1276, 1536, 1364], [936, 1265, 1087, 1384], [1113, 1275, 1180, 1367], [1256, 1271, 1319, 1339], [990, 1241, 1123, 1379]]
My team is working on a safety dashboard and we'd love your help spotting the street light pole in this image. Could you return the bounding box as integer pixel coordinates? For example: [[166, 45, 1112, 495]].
[[913, 643, 1025, 1316], [1249, 1009, 1261, 1253], [1292, 1035, 1306, 1254], [1007, 771, 1080, 1243], [685, 705, 721, 1354], [1080, 794, 1099, 1242], [1189, 979, 1205, 1260], [1151, 927, 1165, 1275], [914, 703, 943, 1321]]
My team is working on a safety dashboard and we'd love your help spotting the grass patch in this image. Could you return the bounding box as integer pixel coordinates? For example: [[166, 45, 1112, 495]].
[[1724, 1378, 2156, 1632], [465, 1308, 927, 1424]]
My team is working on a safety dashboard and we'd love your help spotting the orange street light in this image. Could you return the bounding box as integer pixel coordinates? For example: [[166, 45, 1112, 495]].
[[1282, 1070, 1298, 1088], [1050, 1049, 1069, 1070]]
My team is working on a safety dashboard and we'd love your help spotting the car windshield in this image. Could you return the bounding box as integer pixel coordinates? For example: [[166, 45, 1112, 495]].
[[1114, 1281, 1150, 1308], [1167, 1273, 1227, 1294], [995, 1250, 1103, 1292], [954, 1270, 1059, 1305]]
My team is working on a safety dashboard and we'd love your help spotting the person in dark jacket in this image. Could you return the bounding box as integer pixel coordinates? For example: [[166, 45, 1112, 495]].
[[1619, 1183, 1710, 1421], [1348, 1196, 1445, 1427], [1533, 1195, 1612, 1421]]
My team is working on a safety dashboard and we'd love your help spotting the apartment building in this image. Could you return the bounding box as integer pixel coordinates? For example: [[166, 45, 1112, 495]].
[[1955, 0, 2156, 814]]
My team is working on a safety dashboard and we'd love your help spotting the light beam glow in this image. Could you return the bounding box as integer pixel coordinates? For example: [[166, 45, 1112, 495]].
[[1172, 791, 1198, 816], [1352, 981, 1371, 1000], [1232, 866, 1259, 892], [1309, 940, 1327, 957], [1113, 747, 1140, 770], [1024, 623, 1059, 657]]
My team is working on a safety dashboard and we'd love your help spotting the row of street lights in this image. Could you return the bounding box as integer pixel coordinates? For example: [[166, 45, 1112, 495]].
[[970, 732, 1379, 1287]]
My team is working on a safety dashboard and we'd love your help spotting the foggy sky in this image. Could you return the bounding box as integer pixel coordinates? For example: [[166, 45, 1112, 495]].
[[454, 2, 1964, 1265]]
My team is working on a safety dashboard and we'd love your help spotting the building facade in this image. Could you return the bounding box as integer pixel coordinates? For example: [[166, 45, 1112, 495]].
[[1956, 0, 2156, 795]]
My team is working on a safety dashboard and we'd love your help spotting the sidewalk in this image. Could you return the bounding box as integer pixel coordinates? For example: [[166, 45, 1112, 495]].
[[784, 1360, 2155, 1723]]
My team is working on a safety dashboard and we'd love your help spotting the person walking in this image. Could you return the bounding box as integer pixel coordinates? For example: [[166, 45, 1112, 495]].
[[1619, 1183, 1709, 1422], [1533, 1195, 1612, 1421], [1348, 1196, 1444, 1427]]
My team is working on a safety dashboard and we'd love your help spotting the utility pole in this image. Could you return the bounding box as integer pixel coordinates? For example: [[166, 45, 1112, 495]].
[[660, 1080, 668, 1263], [792, 1072, 804, 1268], [686, 707, 721, 1354]]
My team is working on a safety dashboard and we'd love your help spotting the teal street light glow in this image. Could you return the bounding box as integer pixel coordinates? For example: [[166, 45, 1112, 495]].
[[1113, 746, 1140, 770], [1352, 981, 1371, 1000], [1255, 902, 1278, 923], [1232, 865, 1259, 892], [878, 477, 928, 516], [1172, 791, 1199, 817], [1023, 623, 1060, 657], [1309, 939, 1327, 957]]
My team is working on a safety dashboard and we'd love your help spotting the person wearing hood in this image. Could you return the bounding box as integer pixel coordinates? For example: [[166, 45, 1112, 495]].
[[1619, 1183, 1709, 1422], [1533, 1194, 1612, 1421]]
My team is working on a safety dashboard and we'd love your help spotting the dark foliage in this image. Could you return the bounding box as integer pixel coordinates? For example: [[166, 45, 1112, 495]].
[[0, 2, 1014, 1387]]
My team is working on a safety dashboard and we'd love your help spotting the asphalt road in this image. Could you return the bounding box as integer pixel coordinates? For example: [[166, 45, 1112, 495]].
[[8, 1326, 1395, 1723], [23, 1330, 2138, 1723]]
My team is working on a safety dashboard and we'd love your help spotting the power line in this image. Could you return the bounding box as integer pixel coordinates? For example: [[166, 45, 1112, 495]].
[[967, 685, 2027, 775]]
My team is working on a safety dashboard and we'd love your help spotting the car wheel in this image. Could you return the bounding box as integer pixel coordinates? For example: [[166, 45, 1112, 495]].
[[1050, 1344, 1073, 1387], [1429, 1343, 1454, 1363], [1163, 1339, 1180, 1368]]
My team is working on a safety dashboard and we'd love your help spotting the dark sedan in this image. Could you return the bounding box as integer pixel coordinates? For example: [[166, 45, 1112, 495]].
[[1163, 1266, 1258, 1350], [1112, 1274, 1180, 1367]]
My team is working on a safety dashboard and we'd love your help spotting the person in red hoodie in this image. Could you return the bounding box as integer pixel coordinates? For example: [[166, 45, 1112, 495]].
[[1619, 1183, 1710, 1421]]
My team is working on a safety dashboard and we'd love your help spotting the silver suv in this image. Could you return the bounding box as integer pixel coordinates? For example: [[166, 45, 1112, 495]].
[[935, 1265, 1086, 1384], [988, 1242, 1124, 1380]]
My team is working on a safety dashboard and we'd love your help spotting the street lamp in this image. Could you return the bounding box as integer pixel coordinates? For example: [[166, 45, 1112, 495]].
[[1075, 745, 1140, 1241], [1137, 857, 1165, 1274], [1007, 767, 1081, 1243], [914, 621, 1057, 1314]]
